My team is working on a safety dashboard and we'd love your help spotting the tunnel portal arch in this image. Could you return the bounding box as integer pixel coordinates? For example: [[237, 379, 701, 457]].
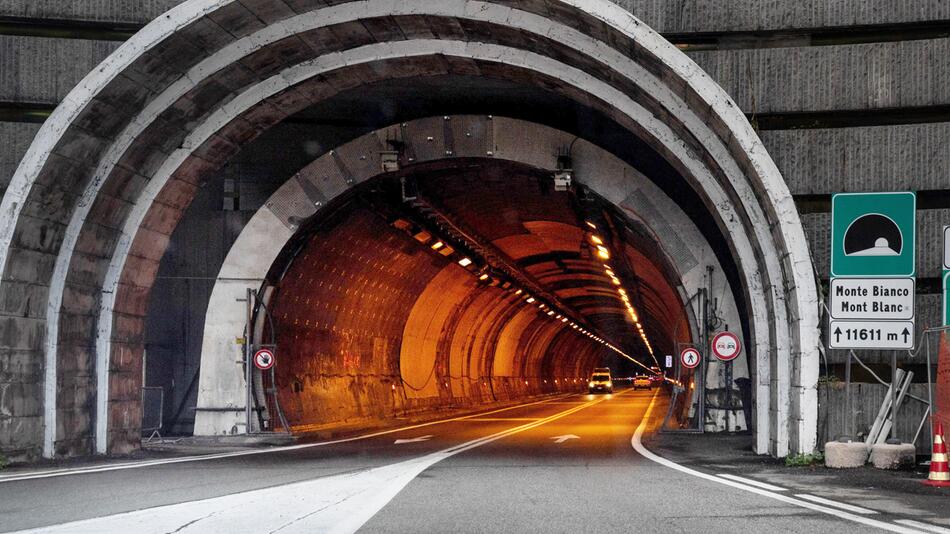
[[194, 117, 727, 436], [0, 0, 818, 459]]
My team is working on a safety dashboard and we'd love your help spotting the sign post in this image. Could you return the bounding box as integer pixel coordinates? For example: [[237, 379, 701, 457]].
[[829, 192, 916, 444]]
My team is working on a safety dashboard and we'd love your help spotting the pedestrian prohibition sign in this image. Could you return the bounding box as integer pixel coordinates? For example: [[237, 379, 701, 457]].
[[712, 332, 741, 361], [253, 348, 275, 370], [680, 348, 701, 369]]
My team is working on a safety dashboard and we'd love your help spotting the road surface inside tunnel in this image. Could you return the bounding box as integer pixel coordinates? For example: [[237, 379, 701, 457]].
[[0, 389, 901, 533]]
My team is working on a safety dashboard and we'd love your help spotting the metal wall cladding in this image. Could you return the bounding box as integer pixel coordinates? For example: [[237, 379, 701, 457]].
[[616, 0, 950, 33]]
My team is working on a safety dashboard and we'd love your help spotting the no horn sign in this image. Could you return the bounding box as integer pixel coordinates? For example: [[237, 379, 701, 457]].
[[254, 348, 275, 370]]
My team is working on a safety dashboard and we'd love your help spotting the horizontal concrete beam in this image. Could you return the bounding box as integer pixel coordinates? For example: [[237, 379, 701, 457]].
[[690, 38, 950, 113], [763, 122, 950, 195], [619, 0, 950, 33], [0, 35, 119, 104]]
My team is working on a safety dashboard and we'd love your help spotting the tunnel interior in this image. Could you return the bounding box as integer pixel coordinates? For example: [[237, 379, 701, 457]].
[[249, 158, 692, 431]]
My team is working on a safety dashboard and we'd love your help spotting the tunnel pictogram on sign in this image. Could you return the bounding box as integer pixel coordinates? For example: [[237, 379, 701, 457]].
[[254, 349, 276, 370]]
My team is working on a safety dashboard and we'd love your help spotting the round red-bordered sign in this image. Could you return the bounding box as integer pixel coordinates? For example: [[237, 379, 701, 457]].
[[253, 348, 276, 370], [680, 347, 701, 369], [711, 332, 741, 361]]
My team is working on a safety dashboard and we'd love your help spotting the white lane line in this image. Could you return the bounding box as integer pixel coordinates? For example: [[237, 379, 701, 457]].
[[0, 394, 578, 484], [631, 392, 927, 534], [9, 394, 610, 534], [895, 520, 950, 533], [715, 473, 788, 492], [794, 494, 878, 515]]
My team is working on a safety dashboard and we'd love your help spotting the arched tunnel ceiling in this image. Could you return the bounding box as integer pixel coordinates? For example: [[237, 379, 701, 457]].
[[266, 159, 689, 429], [280, 159, 686, 365]]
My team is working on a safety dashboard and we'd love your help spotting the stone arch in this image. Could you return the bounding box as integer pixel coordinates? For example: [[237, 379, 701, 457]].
[[0, 0, 817, 459]]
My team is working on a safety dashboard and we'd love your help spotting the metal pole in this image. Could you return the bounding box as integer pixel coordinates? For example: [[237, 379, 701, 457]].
[[245, 287, 254, 435], [725, 359, 732, 431], [844, 350, 852, 440], [927, 332, 935, 456], [890, 352, 899, 443], [697, 287, 707, 431]]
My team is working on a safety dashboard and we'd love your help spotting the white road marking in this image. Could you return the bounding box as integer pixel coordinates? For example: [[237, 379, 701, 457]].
[[894, 520, 950, 533], [715, 473, 787, 491], [0, 395, 576, 484], [631, 392, 928, 534], [550, 434, 580, 444], [8, 395, 612, 533], [394, 435, 433, 444], [794, 494, 878, 515]]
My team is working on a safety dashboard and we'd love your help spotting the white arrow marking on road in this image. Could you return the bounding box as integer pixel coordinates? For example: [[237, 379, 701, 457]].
[[394, 435, 433, 444], [550, 434, 580, 444]]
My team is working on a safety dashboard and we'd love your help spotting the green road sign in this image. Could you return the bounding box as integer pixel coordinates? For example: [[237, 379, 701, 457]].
[[831, 192, 916, 277], [944, 270, 950, 326]]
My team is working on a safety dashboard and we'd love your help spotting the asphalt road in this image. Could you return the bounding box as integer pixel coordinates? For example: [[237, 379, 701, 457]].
[[0, 388, 933, 533]]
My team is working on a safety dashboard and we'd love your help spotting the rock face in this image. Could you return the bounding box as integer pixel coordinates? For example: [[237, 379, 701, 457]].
[[870, 443, 916, 470], [824, 441, 868, 468]]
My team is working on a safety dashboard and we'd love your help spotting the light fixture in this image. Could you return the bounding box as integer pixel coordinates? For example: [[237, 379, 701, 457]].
[[458, 257, 472, 267], [590, 235, 603, 245], [479, 273, 490, 281], [431, 241, 444, 250]]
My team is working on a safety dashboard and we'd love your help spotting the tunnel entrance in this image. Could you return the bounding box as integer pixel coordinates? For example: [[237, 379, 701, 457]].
[[259, 159, 692, 432], [1, 0, 819, 460], [191, 117, 748, 440]]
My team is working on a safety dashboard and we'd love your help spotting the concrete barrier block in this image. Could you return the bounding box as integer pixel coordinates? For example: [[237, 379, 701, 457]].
[[870, 443, 916, 470], [824, 441, 867, 468]]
